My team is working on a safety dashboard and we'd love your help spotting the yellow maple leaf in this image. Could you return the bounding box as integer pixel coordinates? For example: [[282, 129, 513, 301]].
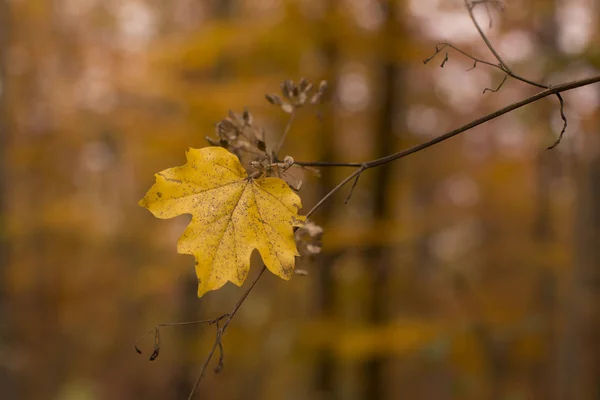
[[139, 146, 305, 297]]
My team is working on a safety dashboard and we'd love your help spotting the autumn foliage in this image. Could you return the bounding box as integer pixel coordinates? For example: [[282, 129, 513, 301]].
[[139, 147, 304, 296], [2, 1, 600, 400]]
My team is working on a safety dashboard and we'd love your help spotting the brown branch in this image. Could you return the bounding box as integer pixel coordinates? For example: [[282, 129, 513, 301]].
[[274, 108, 297, 155], [546, 93, 568, 150], [483, 73, 509, 94], [294, 160, 363, 168], [465, 0, 568, 147], [188, 265, 267, 399], [148, 73, 600, 400], [344, 172, 363, 204], [134, 318, 220, 360], [188, 77, 599, 394], [305, 76, 600, 214], [143, 6, 599, 397], [465, 0, 546, 90], [426, 2, 567, 147], [465, 0, 511, 73], [424, 42, 502, 70]]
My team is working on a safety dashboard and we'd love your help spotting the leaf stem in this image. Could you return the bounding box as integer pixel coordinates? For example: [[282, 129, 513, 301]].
[[274, 108, 297, 156], [294, 160, 363, 168]]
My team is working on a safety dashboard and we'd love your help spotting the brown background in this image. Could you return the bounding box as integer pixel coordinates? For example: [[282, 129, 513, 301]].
[[1, 0, 599, 399]]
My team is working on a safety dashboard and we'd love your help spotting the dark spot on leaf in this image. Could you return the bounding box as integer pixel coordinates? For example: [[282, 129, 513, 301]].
[[157, 192, 162, 198]]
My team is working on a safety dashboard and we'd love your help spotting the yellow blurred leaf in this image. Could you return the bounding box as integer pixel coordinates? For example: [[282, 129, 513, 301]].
[[139, 146, 305, 297]]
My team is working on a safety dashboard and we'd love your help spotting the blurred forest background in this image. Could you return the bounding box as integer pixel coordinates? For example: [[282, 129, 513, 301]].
[[1, 0, 600, 399]]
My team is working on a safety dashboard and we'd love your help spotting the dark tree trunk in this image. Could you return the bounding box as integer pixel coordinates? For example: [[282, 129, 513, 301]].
[[563, 154, 600, 400], [361, 1, 404, 398], [0, 0, 16, 395], [313, 0, 340, 396]]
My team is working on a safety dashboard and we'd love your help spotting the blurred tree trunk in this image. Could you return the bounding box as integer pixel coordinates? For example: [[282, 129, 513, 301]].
[[531, 2, 559, 398], [361, 1, 404, 398], [582, 156, 600, 400], [313, 0, 339, 396], [563, 155, 600, 400], [0, 1, 16, 397], [559, 9, 600, 396]]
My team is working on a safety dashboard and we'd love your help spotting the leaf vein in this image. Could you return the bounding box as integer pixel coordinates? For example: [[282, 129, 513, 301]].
[[252, 188, 283, 267], [253, 181, 296, 213], [211, 182, 248, 272]]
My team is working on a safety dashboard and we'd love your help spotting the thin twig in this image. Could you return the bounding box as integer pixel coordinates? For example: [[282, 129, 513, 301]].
[[294, 160, 363, 168], [465, 0, 511, 73], [190, 25, 598, 400], [306, 166, 365, 218], [188, 265, 267, 399], [546, 93, 568, 150], [440, 52, 449, 68], [483, 74, 509, 94], [344, 171, 364, 204], [463, 0, 547, 89], [134, 319, 218, 358], [304, 76, 600, 214], [424, 41, 546, 89], [470, 0, 505, 8], [155, 73, 600, 400], [464, 0, 570, 147], [432, 1, 568, 149], [213, 319, 225, 373], [174, 18, 596, 400], [274, 108, 297, 155], [424, 42, 501, 70]]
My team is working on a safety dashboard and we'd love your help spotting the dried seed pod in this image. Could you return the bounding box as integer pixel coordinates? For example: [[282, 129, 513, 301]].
[[206, 136, 220, 146], [266, 94, 283, 105], [306, 244, 321, 254], [217, 119, 238, 139], [249, 161, 262, 169], [242, 108, 252, 125], [281, 103, 294, 114], [298, 77, 309, 91], [281, 80, 294, 99], [295, 220, 323, 256], [298, 92, 307, 105], [256, 139, 267, 151], [318, 80, 328, 93]]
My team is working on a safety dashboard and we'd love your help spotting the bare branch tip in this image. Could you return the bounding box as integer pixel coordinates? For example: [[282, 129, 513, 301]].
[[482, 74, 508, 94], [547, 93, 568, 150], [440, 53, 449, 68], [214, 340, 225, 373], [149, 349, 160, 361]]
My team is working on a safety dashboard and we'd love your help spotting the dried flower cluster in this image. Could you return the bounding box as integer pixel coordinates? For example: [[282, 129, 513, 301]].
[[294, 220, 323, 257], [266, 78, 327, 113], [206, 78, 328, 189], [206, 109, 266, 158]]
